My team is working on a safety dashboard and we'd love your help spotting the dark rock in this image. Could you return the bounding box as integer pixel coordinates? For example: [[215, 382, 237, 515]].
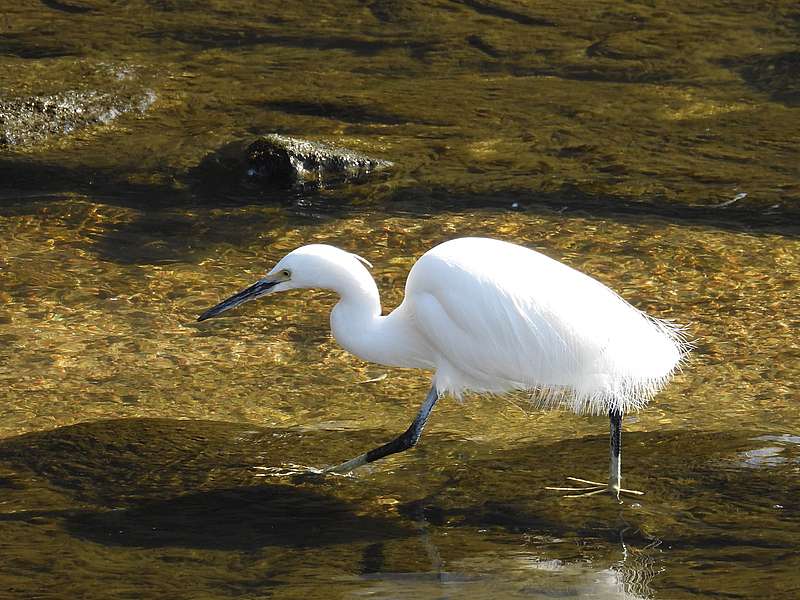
[[246, 133, 393, 187]]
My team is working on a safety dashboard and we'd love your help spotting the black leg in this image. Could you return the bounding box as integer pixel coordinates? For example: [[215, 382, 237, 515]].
[[325, 385, 440, 474], [610, 409, 623, 496], [610, 409, 622, 460]]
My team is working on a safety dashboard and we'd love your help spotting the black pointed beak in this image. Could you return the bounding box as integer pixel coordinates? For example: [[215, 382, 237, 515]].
[[197, 279, 278, 321]]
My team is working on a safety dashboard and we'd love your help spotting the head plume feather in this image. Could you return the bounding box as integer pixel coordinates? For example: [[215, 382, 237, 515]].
[[351, 253, 373, 269]]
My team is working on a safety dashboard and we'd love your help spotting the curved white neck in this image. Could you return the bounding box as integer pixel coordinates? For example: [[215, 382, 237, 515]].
[[328, 270, 431, 370]]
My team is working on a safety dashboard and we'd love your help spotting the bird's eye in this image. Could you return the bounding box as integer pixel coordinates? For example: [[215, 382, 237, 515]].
[[281, 269, 291, 278]]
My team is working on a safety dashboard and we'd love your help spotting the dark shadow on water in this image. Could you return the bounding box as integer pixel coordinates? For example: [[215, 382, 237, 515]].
[[2, 139, 797, 266], [64, 484, 410, 550], [384, 185, 800, 237], [39, 0, 95, 15], [87, 208, 292, 265], [3, 178, 797, 267], [0, 156, 183, 208], [0, 418, 412, 550], [0, 32, 79, 58], [1, 417, 798, 563], [0, 418, 330, 504], [457, 0, 556, 27], [139, 26, 437, 58], [720, 51, 800, 107], [258, 99, 450, 127]]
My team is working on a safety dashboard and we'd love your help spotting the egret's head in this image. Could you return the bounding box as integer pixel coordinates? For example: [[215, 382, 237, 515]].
[[197, 244, 372, 321]]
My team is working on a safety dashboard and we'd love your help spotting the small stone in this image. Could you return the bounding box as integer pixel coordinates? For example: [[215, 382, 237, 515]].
[[246, 133, 393, 187]]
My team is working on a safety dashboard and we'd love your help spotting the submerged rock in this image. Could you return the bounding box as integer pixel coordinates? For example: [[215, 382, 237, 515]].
[[0, 88, 156, 148], [246, 133, 393, 187]]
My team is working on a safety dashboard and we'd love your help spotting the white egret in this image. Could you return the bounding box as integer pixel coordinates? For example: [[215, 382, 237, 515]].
[[198, 237, 689, 498]]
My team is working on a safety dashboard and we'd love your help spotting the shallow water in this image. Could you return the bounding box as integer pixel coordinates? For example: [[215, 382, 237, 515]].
[[1, 1, 799, 599]]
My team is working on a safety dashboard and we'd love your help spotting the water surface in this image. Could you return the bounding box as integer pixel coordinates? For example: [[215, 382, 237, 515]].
[[1, 1, 798, 599]]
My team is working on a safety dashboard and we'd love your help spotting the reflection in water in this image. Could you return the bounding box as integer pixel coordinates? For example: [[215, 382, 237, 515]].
[[736, 434, 800, 469], [615, 533, 661, 600], [353, 546, 658, 600], [359, 499, 660, 599]]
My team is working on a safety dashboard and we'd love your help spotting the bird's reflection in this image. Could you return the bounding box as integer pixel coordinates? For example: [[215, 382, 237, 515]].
[[352, 498, 659, 599], [350, 541, 659, 600]]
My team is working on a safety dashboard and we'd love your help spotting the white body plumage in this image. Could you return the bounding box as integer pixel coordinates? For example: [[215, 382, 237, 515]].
[[279, 237, 687, 416]]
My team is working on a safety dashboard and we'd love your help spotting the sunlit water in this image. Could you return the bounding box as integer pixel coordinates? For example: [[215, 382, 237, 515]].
[[1, 1, 799, 599]]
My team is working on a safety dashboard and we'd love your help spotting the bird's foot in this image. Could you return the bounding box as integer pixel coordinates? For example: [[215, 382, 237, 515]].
[[321, 453, 370, 475], [253, 463, 323, 477], [252, 464, 331, 484], [545, 477, 644, 499]]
